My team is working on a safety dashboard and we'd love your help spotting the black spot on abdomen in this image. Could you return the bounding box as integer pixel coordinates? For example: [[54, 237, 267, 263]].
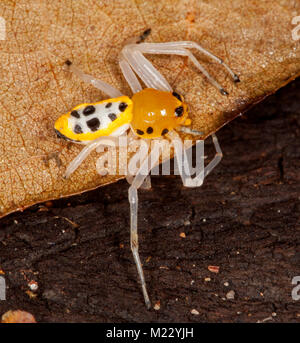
[[83, 105, 96, 116], [71, 110, 80, 118], [119, 102, 128, 112], [161, 128, 169, 136], [74, 124, 83, 134], [108, 113, 117, 121], [87, 118, 100, 131]]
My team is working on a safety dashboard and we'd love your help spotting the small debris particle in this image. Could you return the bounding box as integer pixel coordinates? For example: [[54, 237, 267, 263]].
[[26, 290, 37, 299], [45, 201, 53, 208], [202, 218, 206, 222], [190, 280, 195, 285], [272, 312, 277, 317], [180, 232, 186, 238], [153, 301, 161, 311], [224, 281, 229, 287], [257, 316, 273, 323], [119, 243, 124, 249], [38, 205, 48, 212], [204, 277, 211, 282], [28, 280, 38, 291], [183, 220, 190, 226], [1, 310, 36, 323], [226, 290, 235, 300], [0, 270, 4, 275], [260, 292, 264, 297], [191, 309, 199, 315], [14, 220, 18, 224], [159, 266, 169, 270], [146, 256, 152, 263], [208, 265, 220, 273]]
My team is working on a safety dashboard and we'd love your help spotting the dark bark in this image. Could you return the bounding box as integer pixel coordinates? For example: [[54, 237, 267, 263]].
[[0, 79, 299, 323]]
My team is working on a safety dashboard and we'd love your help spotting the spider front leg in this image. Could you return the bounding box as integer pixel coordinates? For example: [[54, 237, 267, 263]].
[[64, 60, 122, 98], [125, 41, 240, 94], [128, 143, 162, 309]]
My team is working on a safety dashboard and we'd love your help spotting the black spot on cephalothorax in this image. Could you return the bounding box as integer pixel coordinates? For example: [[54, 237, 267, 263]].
[[136, 129, 144, 135], [119, 102, 128, 112], [175, 106, 184, 117], [161, 128, 169, 136], [83, 105, 96, 116], [86, 117, 100, 131], [146, 127, 153, 134], [172, 91, 182, 101], [74, 124, 83, 134], [105, 102, 112, 108], [71, 110, 80, 118], [108, 113, 117, 121]]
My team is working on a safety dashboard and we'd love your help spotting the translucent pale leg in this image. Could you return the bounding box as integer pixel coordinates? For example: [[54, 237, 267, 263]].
[[64, 60, 122, 98], [119, 56, 143, 94], [125, 42, 240, 94], [169, 131, 222, 187], [179, 126, 203, 136], [126, 139, 151, 189], [128, 146, 161, 309], [136, 42, 240, 82], [64, 137, 119, 179], [121, 45, 173, 92]]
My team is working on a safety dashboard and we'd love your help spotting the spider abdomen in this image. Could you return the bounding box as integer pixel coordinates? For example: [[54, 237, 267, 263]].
[[54, 96, 133, 143]]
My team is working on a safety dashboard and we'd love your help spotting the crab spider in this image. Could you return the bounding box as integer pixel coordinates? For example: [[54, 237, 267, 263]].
[[54, 30, 239, 309]]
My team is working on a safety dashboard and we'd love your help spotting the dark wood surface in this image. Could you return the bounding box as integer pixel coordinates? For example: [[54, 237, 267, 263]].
[[0, 78, 299, 323]]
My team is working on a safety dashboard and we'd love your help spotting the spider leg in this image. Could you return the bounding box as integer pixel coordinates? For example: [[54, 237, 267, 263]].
[[134, 42, 240, 94], [168, 131, 222, 187], [126, 139, 151, 189], [178, 126, 203, 136], [137, 42, 240, 82], [119, 54, 143, 94], [64, 60, 122, 98], [64, 137, 119, 179], [128, 145, 161, 309], [203, 133, 223, 179], [121, 45, 172, 92]]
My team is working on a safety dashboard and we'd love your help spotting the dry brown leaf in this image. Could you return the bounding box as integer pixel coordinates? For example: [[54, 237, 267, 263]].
[[0, 0, 299, 218]]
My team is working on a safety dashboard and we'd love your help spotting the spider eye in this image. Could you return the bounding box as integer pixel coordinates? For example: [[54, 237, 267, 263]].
[[175, 106, 184, 117], [172, 91, 182, 101]]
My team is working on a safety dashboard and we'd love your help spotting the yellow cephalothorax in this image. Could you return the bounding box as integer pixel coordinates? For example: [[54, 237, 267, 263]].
[[131, 88, 190, 138], [54, 96, 133, 143]]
